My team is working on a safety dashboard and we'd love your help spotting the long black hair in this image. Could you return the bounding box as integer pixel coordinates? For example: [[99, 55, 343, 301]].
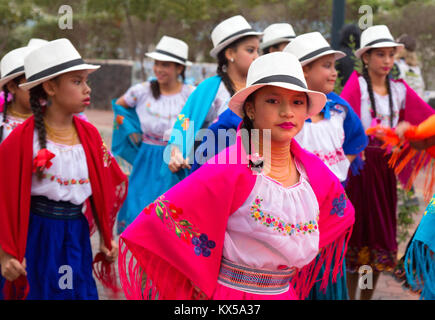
[[150, 63, 186, 99], [362, 49, 394, 127], [216, 35, 259, 96]]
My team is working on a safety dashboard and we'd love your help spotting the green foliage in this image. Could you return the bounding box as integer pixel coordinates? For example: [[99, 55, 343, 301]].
[[397, 185, 420, 244]]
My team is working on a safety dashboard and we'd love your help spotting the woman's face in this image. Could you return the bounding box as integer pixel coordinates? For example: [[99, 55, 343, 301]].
[[153, 60, 183, 85], [245, 85, 308, 143], [303, 54, 338, 94], [226, 36, 260, 78], [363, 47, 396, 78]]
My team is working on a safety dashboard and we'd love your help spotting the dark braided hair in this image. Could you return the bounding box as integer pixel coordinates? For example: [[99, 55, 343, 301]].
[[216, 35, 259, 96], [29, 84, 48, 179], [362, 50, 394, 127], [150, 63, 186, 99]]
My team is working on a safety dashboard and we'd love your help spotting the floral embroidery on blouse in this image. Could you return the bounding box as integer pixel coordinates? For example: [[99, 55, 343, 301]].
[[330, 193, 347, 217], [41, 173, 90, 186], [313, 147, 347, 167], [1, 117, 22, 131], [181, 118, 190, 131], [250, 196, 319, 236], [143, 195, 216, 257]]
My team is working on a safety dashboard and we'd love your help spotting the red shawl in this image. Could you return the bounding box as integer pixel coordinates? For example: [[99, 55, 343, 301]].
[[0, 116, 128, 299]]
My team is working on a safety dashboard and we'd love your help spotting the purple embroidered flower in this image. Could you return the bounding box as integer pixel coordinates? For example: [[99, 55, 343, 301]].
[[192, 233, 215, 257], [330, 193, 346, 217]]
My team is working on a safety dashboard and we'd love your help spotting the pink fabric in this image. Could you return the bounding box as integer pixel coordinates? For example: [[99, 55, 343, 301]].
[[341, 70, 435, 184], [212, 282, 298, 300], [119, 133, 355, 300]]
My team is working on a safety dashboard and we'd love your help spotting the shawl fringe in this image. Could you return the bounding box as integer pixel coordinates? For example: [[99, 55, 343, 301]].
[[291, 225, 352, 300], [404, 240, 435, 299], [118, 238, 202, 300]]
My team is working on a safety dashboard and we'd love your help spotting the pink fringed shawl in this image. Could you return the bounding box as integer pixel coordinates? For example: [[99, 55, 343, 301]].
[[340, 71, 435, 185], [119, 134, 355, 300]]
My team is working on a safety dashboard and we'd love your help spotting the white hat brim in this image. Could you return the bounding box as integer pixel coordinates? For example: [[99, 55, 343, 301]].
[[300, 50, 346, 66], [145, 52, 192, 66], [0, 71, 25, 89], [355, 42, 404, 59], [20, 64, 100, 90], [210, 31, 263, 59], [228, 82, 326, 119], [260, 37, 294, 50]]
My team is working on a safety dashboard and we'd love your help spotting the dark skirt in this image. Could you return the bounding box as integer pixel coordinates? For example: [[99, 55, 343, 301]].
[[0, 196, 98, 300], [345, 139, 398, 273]]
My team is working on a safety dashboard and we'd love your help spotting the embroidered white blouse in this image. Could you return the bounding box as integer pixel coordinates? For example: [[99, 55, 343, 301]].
[[359, 76, 407, 130], [222, 160, 320, 270], [295, 106, 350, 182], [123, 82, 195, 145], [0, 114, 26, 143], [31, 132, 92, 206]]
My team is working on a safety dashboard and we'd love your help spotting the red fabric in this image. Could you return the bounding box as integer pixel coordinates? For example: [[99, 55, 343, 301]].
[[0, 115, 128, 299]]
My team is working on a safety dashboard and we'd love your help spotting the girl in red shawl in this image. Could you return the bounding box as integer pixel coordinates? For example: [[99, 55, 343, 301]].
[[340, 25, 434, 300], [0, 38, 128, 300]]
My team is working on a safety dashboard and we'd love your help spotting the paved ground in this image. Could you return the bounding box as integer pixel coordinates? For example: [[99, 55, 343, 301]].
[[84, 108, 426, 300]]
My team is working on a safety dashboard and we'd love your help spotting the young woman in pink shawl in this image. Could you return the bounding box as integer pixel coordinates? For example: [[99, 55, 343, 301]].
[[118, 52, 355, 300], [340, 25, 434, 300]]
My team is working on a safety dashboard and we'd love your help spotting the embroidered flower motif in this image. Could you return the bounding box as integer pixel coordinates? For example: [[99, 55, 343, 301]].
[[144, 196, 216, 258], [181, 118, 190, 131], [42, 173, 89, 186], [330, 193, 347, 217], [101, 142, 112, 167], [250, 196, 319, 236], [191, 233, 216, 257], [178, 114, 185, 121]]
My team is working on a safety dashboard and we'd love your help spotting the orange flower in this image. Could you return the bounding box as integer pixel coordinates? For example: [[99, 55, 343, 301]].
[[116, 115, 124, 125]]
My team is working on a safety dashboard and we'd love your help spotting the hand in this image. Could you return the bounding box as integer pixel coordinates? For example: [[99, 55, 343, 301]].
[[395, 121, 411, 139], [0, 253, 27, 282], [99, 239, 118, 263], [168, 146, 191, 173]]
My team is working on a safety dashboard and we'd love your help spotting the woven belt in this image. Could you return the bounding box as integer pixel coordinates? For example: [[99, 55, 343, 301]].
[[217, 257, 295, 295], [30, 196, 83, 220]]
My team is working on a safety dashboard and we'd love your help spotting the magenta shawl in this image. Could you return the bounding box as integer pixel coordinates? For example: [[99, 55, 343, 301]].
[[341, 71, 435, 184], [119, 134, 355, 300]]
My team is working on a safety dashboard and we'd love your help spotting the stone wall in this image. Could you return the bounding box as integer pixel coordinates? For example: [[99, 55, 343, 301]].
[[85, 59, 134, 110]]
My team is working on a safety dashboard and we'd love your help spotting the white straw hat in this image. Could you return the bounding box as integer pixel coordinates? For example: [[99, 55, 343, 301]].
[[260, 23, 296, 50], [0, 46, 34, 88], [228, 51, 326, 118], [355, 25, 404, 59], [283, 32, 346, 66], [210, 15, 262, 58], [20, 38, 100, 90], [146, 35, 192, 66], [27, 38, 49, 48]]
